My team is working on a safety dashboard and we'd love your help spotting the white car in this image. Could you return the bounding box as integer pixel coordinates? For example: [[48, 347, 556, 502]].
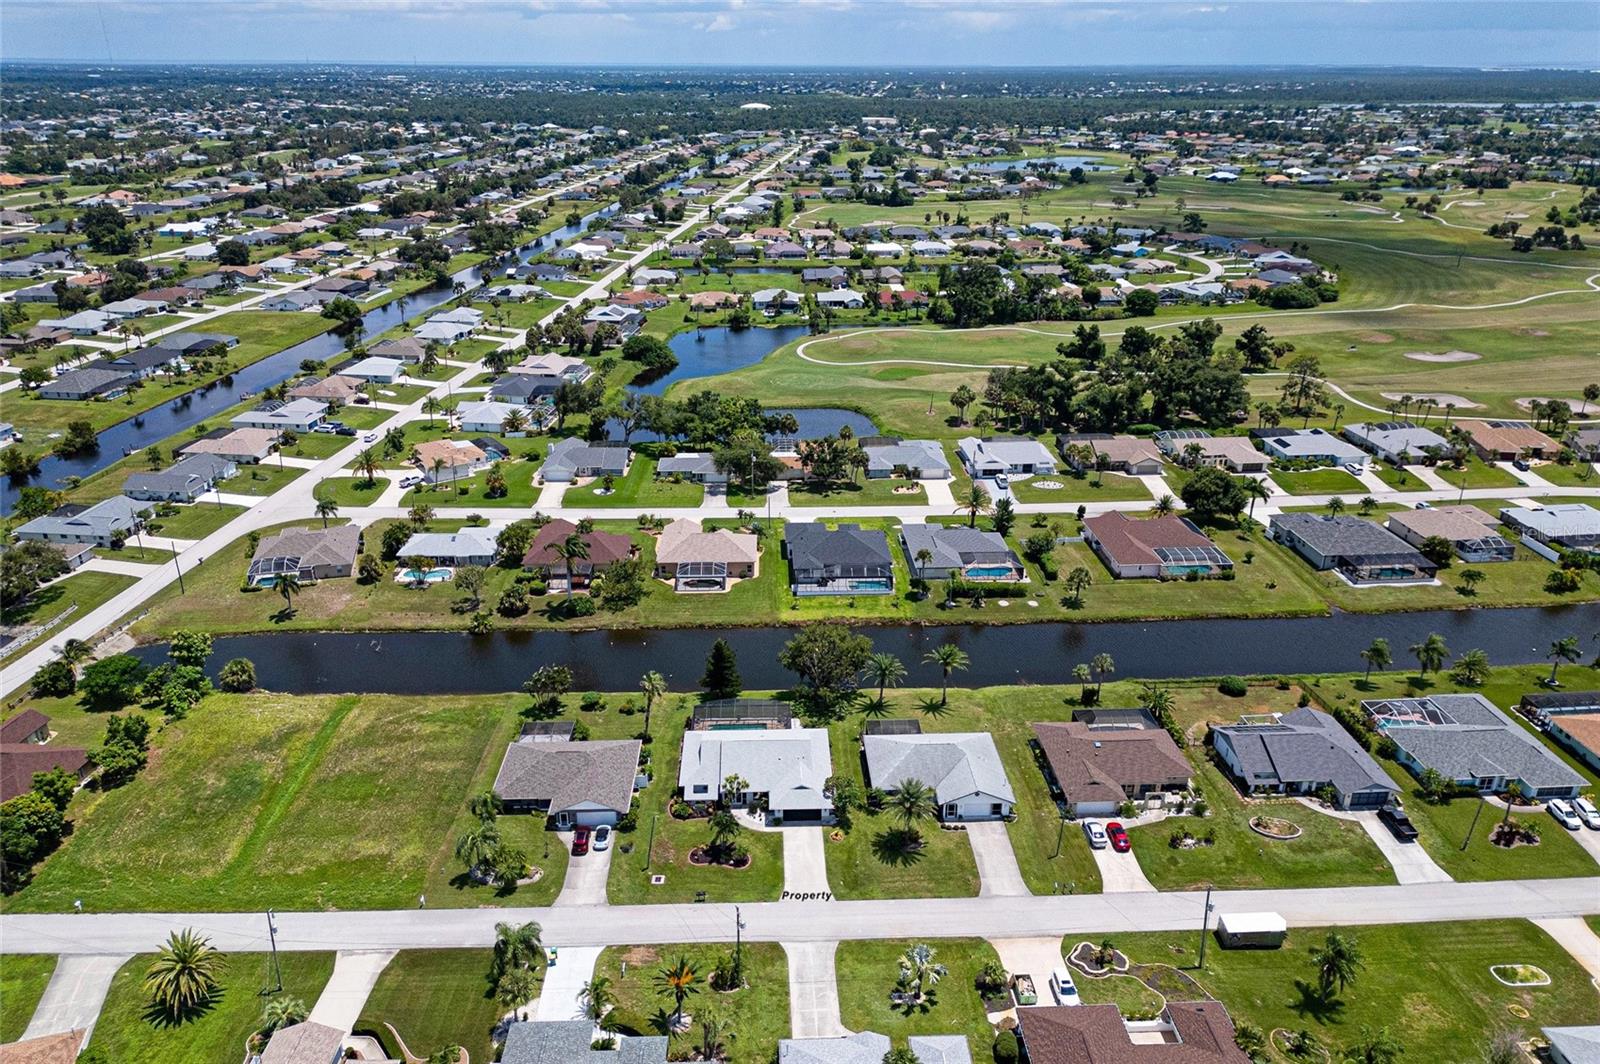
[[362, 432, 378, 444], [399, 475, 422, 488], [1050, 967, 1080, 1006], [1548, 799, 1582, 831], [592, 825, 611, 851], [1573, 796, 1600, 830], [1081, 820, 1108, 849]]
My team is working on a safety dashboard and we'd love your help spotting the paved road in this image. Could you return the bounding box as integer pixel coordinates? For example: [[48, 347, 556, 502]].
[[6, 877, 1596, 957], [21, 953, 128, 1043]]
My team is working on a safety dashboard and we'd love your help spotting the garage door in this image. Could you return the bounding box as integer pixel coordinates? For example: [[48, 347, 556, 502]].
[[782, 808, 823, 822]]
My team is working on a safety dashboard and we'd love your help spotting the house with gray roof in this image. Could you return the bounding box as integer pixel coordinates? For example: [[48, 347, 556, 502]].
[[1254, 427, 1369, 469], [1365, 693, 1586, 799], [122, 453, 236, 502], [542, 437, 631, 482], [1543, 1025, 1600, 1064], [678, 724, 834, 823], [14, 495, 144, 547], [492, 737, 642, 827], [247, 525, 360, 585], [1341, 421, 1449, 465], [1269, 513, 1437, 584], [780, 1032, 971, 1064], [860, 437, 950, 479], [1211, 708, 1398, 810], [956, 436, 1057, 478], [259, 1020, 347, 1064], [656, 452, 728, 485], [231, 397, 328, 433], [396, 528, 499, 566], [1499, 503, 1600, 560], [783, 522, 894, 596], [502, 1019, 667, 1063], [863, 730, 1015, 820], [38, 366, 133, 401], [900, 524, 1025, 582]]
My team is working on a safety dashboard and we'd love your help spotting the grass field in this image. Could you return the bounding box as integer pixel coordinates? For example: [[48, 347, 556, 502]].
[[0, 571, 136, 662], [355, 949, 511, 1064], [94, 951, 334, 1064], [313, 475, 390, 506], [1268, 467, 1369, 496], [787, 477, 929, 507], [400, 460, 545, 508], [1082, 921, 1599, 1061], [0, 954, 56, 1043], [835, 938, 999, 1057], [563, 459, 706, 509], [592, 943, 789, 1063], [142, 502, 247, 539], [224, 462, 307, 496], [1010, 471, 1153, 503]]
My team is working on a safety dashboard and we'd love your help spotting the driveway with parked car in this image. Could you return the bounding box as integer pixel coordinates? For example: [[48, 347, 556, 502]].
[[554, 830, 612, 907]]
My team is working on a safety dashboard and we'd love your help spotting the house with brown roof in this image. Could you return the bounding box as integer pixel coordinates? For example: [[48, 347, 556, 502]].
[[1033, 716, 1193, 817], [0, 711, 90, 803], [1386, 505, 1514, 563], [1458, 420, 1557, 462], [1058, 434, 1165, 476], [1018, 1001, 1251, 1064], [492, 735, 643, 827], [180, 427, 279, 464], [1083, 512, 1233, 579], [412, 438, 490, 484], [521, 518, 635, 589], [259, 1021, 347, 1064], [288, 374, 365, 404], [0, 1029, 90, 1064], [654, 519, 759, 592]]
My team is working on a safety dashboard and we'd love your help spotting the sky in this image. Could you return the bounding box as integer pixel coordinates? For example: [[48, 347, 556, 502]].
[[3, 0, 1597, 68]]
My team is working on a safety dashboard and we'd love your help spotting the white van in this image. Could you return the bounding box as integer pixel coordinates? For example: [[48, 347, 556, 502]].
[[1050, 967, 1080, 1006], [1573, 796, 1600, 830]]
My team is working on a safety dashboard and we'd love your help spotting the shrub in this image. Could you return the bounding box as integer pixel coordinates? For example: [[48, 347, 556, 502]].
[[1217, 676, 1249, 697], [564, 596, 597, 618], [30, 660, 76, 698], [993, 1029, 1020, 1064], [218, 658, 257, 693], [496, 585, 530, 617]]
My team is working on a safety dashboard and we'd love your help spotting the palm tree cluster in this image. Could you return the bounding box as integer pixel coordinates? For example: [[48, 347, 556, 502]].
[[453, 789, 528, 889], [490, 920, 545, 1014]]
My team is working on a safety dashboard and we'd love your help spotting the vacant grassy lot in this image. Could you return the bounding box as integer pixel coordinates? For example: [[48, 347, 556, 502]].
[[143, 502, 247, 539], [313, 475, 390, 506], [835, 938, 999, 1057], [1268, 467, 1369, 497], [1010, 472, 1153, 503], [224, 462, 307, 496], [355, 949, 510, 1064], [400, 460, 545, 508], [94, 951, 334, 1064], [1, 570, 135, 637], [788, 477, 929, 507], [593, 943, 789, 1064], [0, 954, 56, 1043], [1090, 921, 1598, 1061], [563, 459, 706, 509]]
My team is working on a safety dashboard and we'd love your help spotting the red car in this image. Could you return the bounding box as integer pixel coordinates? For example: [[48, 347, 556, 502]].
[[1105, 821, 1131, 853], [571, 825, 592, 856]]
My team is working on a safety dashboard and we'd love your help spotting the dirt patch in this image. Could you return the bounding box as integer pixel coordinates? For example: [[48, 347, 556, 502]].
[[1515, 328, 1550, 337], [621, 945, 661, 967], [1357, 332, 1394, 343], [1380, 391, 1482, 409], [1403, 350, 1481, 363]]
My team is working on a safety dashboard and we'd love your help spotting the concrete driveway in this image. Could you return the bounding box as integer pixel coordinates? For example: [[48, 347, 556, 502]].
[[1531, 917, 1600, 987], [308, 951, 396, 1031], [22, 954, 129, 1043], [1090, 843, 1155, 894], [989, 936, 1066, 990], [555, 834, 613, 907], [535, 945, 602, 1022], [782, 827, 832, 899], [1353, 813, 1453, 884], [967, 821, 1030, 897], [1561, 823, 1600, 869], [784, 941, 848, 1038]]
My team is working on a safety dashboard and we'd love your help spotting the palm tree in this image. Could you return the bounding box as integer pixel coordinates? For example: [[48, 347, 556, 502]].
[[889, 778, 937, 843], [1139, 683, 1176, 731], [1091, 652, 1115, 697], [923, 643, 969, 705], [1326, 496, 1346, 517], [896, 943, 949, 1005], [1243, 477, 1272, 520], [1153, 493, 1177, 517], [958, 482, 992, 528], [455, 821, 501, 872], [355, 446, 379, 485], [554, 532, 590, 602], [490, 921, 544, 982], [466, 789, 502, 823], [1458, 568, 1485, 595], [639, 670, 668, 738], [1451, 648, 1492, 686], [580, 975, 615, 1024], [1310, 931, 1363, 999], [423, 395, 441, 426], [863, 651, 907, 703], [314, 499, 339, 529], [1546, 635, 1581, 686], [1064, 565, 1092, 608], [1359, 638, 1390, 684], [259, 996, 307, 1036], [495, 966, 539, 1012], [271, 572, 301, 613], [143, 929, 227, 1018], [654, 956, 700, 1029], [1409, 633, 1450, 677]]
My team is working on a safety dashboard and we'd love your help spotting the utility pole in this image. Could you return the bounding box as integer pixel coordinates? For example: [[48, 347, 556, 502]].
[[171, 541, 185, 594], [265, 909, 283, 993], [1196, 885, 1214, 970], [1461, 796, 1486, 851], [734, 905, 746, 986]]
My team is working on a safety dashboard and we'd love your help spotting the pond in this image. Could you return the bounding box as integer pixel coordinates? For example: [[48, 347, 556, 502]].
[[628, 325, 812, 396], [138, 603, 1600, 695], [968, 155, 1117, 173]]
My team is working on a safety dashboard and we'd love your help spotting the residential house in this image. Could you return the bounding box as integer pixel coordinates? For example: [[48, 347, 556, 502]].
[[231, 398, 328, 433], [492, 738, 643, 827], [815, 289, 866, 310], [246, 525, 361, 585], [341, 356, 404, 383], [180, 427, 279, 464], [654, 519, 758, 592], [14, 496, 143, 548], [860, 437, 950, 479], [1017, 1002, 1252, 1063], [1253, 428, 1368, 469], [1386, 506, 1514, 563], [783, 522, 894, 596], [779, 1033, 970, 1064], [542, 438, 631, 482], [802, 266, 849, 287], [956, 436, 1057, 478], [96, 347, 185, 381], [862, 729, 1015, 820], [457, 399, 548, 434], [1269, 513, 1438, 584], [1341, 422, 1449, 465], [261, 291, 327, 312], [1211, 708, 1399, 810], [289, 374, 366, 404], [1058, 434, 1165, 476], [1459, 420, 1557, 462], [1083, 512, 1234, 580], [37, 309, 114, 336], [368, 336, 430, 362], [900, 524, 1025, 582], [500, 1019, 666, 1063], [1542, 1026, 1600, 1064], [1365, 693, 1586, 799], [122, 453, 236, 502], [413, 320, 474, 343], [752, 288, 803, 311], [37, 366, 132, 401], [1521, 692, 1600, 776], [396, 528, 499, 566], [412, 438, 491, 484], [656, 452, 729, 486], [583, 303, 644, 336], [0, 711, 91, 803], [259, 1021, 347, 1064], [1499, 503, 1600, 560], [678, 724, 834, 823], [1033, 715, 1193, 817], [521, 519, 635, 589], [1154, 431, 1267, 473], [509, 351, 594, 388]]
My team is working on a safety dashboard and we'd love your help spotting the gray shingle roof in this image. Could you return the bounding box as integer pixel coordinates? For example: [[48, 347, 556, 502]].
[[1366, 694, 1587, 792], [779, 1032, 892, 1064], [1271, 513, 1427, 560], [502, 1019, 667, 1063], [1213, 708, 1397, 799], [863, 732, 1015, 805], [493, 739, 641, 815], [901, 524, 1018, 572], [784, 523, 892, 571]]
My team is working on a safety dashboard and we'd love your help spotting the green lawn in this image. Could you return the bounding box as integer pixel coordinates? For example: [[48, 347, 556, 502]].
[[1366, 463, 1430, 492], [355, 949, 512, 1064], [93, 951, 334, 1064], [1434, 457, 1523, 491], [1090, 921, 1600, 1061], [313, 476, 390, 506], [225, 463, 307, 496], [1009, 472, 1153, 503], [0, 571, 136, 663], [835, 939, 999, 1058], [142, 502, 246, 540], [563, 459, 706, 509], [593, 943, 789, 1063], [1268, 467, 1369, 496], [787, 477, 929, 507], [0, 954, 56, 1043], [1532, 461, 1599, 487], [401, 459, 545, 508]]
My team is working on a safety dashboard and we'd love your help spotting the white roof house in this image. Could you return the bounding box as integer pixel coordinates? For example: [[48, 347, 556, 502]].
[[1341, 422, 1449, 464], [678, 726, 834, 823], [457, 400, 542, 434], [862, 731, 1015, 820], [341, 356, 405, 382], [397, 528, 499, 566], [231, 398, 328, 432], [956, 436, 1057, 477]]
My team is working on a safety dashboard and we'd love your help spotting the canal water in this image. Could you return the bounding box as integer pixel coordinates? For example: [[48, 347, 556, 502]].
[[137, 603, 1600, 695]]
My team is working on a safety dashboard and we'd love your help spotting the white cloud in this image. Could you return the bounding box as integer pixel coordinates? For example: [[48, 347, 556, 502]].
[[698, 11, 738, 30]]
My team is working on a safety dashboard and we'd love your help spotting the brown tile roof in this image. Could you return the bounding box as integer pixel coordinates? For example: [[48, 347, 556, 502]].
[[1552, 712, 1600, 759], [413, 438, 487, 471], [1387, 505, 1499, 543], [1083, 512, 1224, 568], [0, 1029, 88, 1064], [1460, 420, 1557, 456], [1021, 1002, 1250, 1063], [522, 519, 634, 568], [1033, 721, 1193, 807], [0, 743, 89, 802]]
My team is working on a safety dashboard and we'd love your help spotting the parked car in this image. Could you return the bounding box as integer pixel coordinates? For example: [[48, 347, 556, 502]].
[[1574, 796, 1600, 830], [1548, 799, 1582, 831], [1105, 821, 1131, 853], [335, 426, 356, 436], [592, 824, 611, 851], [362, 432, 378, 443], [313, 424, 336, 434], [571, 825, 592, 855], [399, 475, 422, 488], [994, 473, 1010, 490], [1081, 820, 1109, 849], [1378, 804, 1419, 842], [1050, 967, 1080, 1006]]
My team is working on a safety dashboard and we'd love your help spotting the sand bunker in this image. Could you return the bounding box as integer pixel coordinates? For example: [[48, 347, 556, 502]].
[[1381, 392, 1482, 409], [1357, 332, 1395, 343], [1516, 397, 1558, 411], [1403, 350, 1482, 363]]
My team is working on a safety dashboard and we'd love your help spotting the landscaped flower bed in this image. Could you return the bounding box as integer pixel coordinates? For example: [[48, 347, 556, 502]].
[[1248, 815, 1303, 840]]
